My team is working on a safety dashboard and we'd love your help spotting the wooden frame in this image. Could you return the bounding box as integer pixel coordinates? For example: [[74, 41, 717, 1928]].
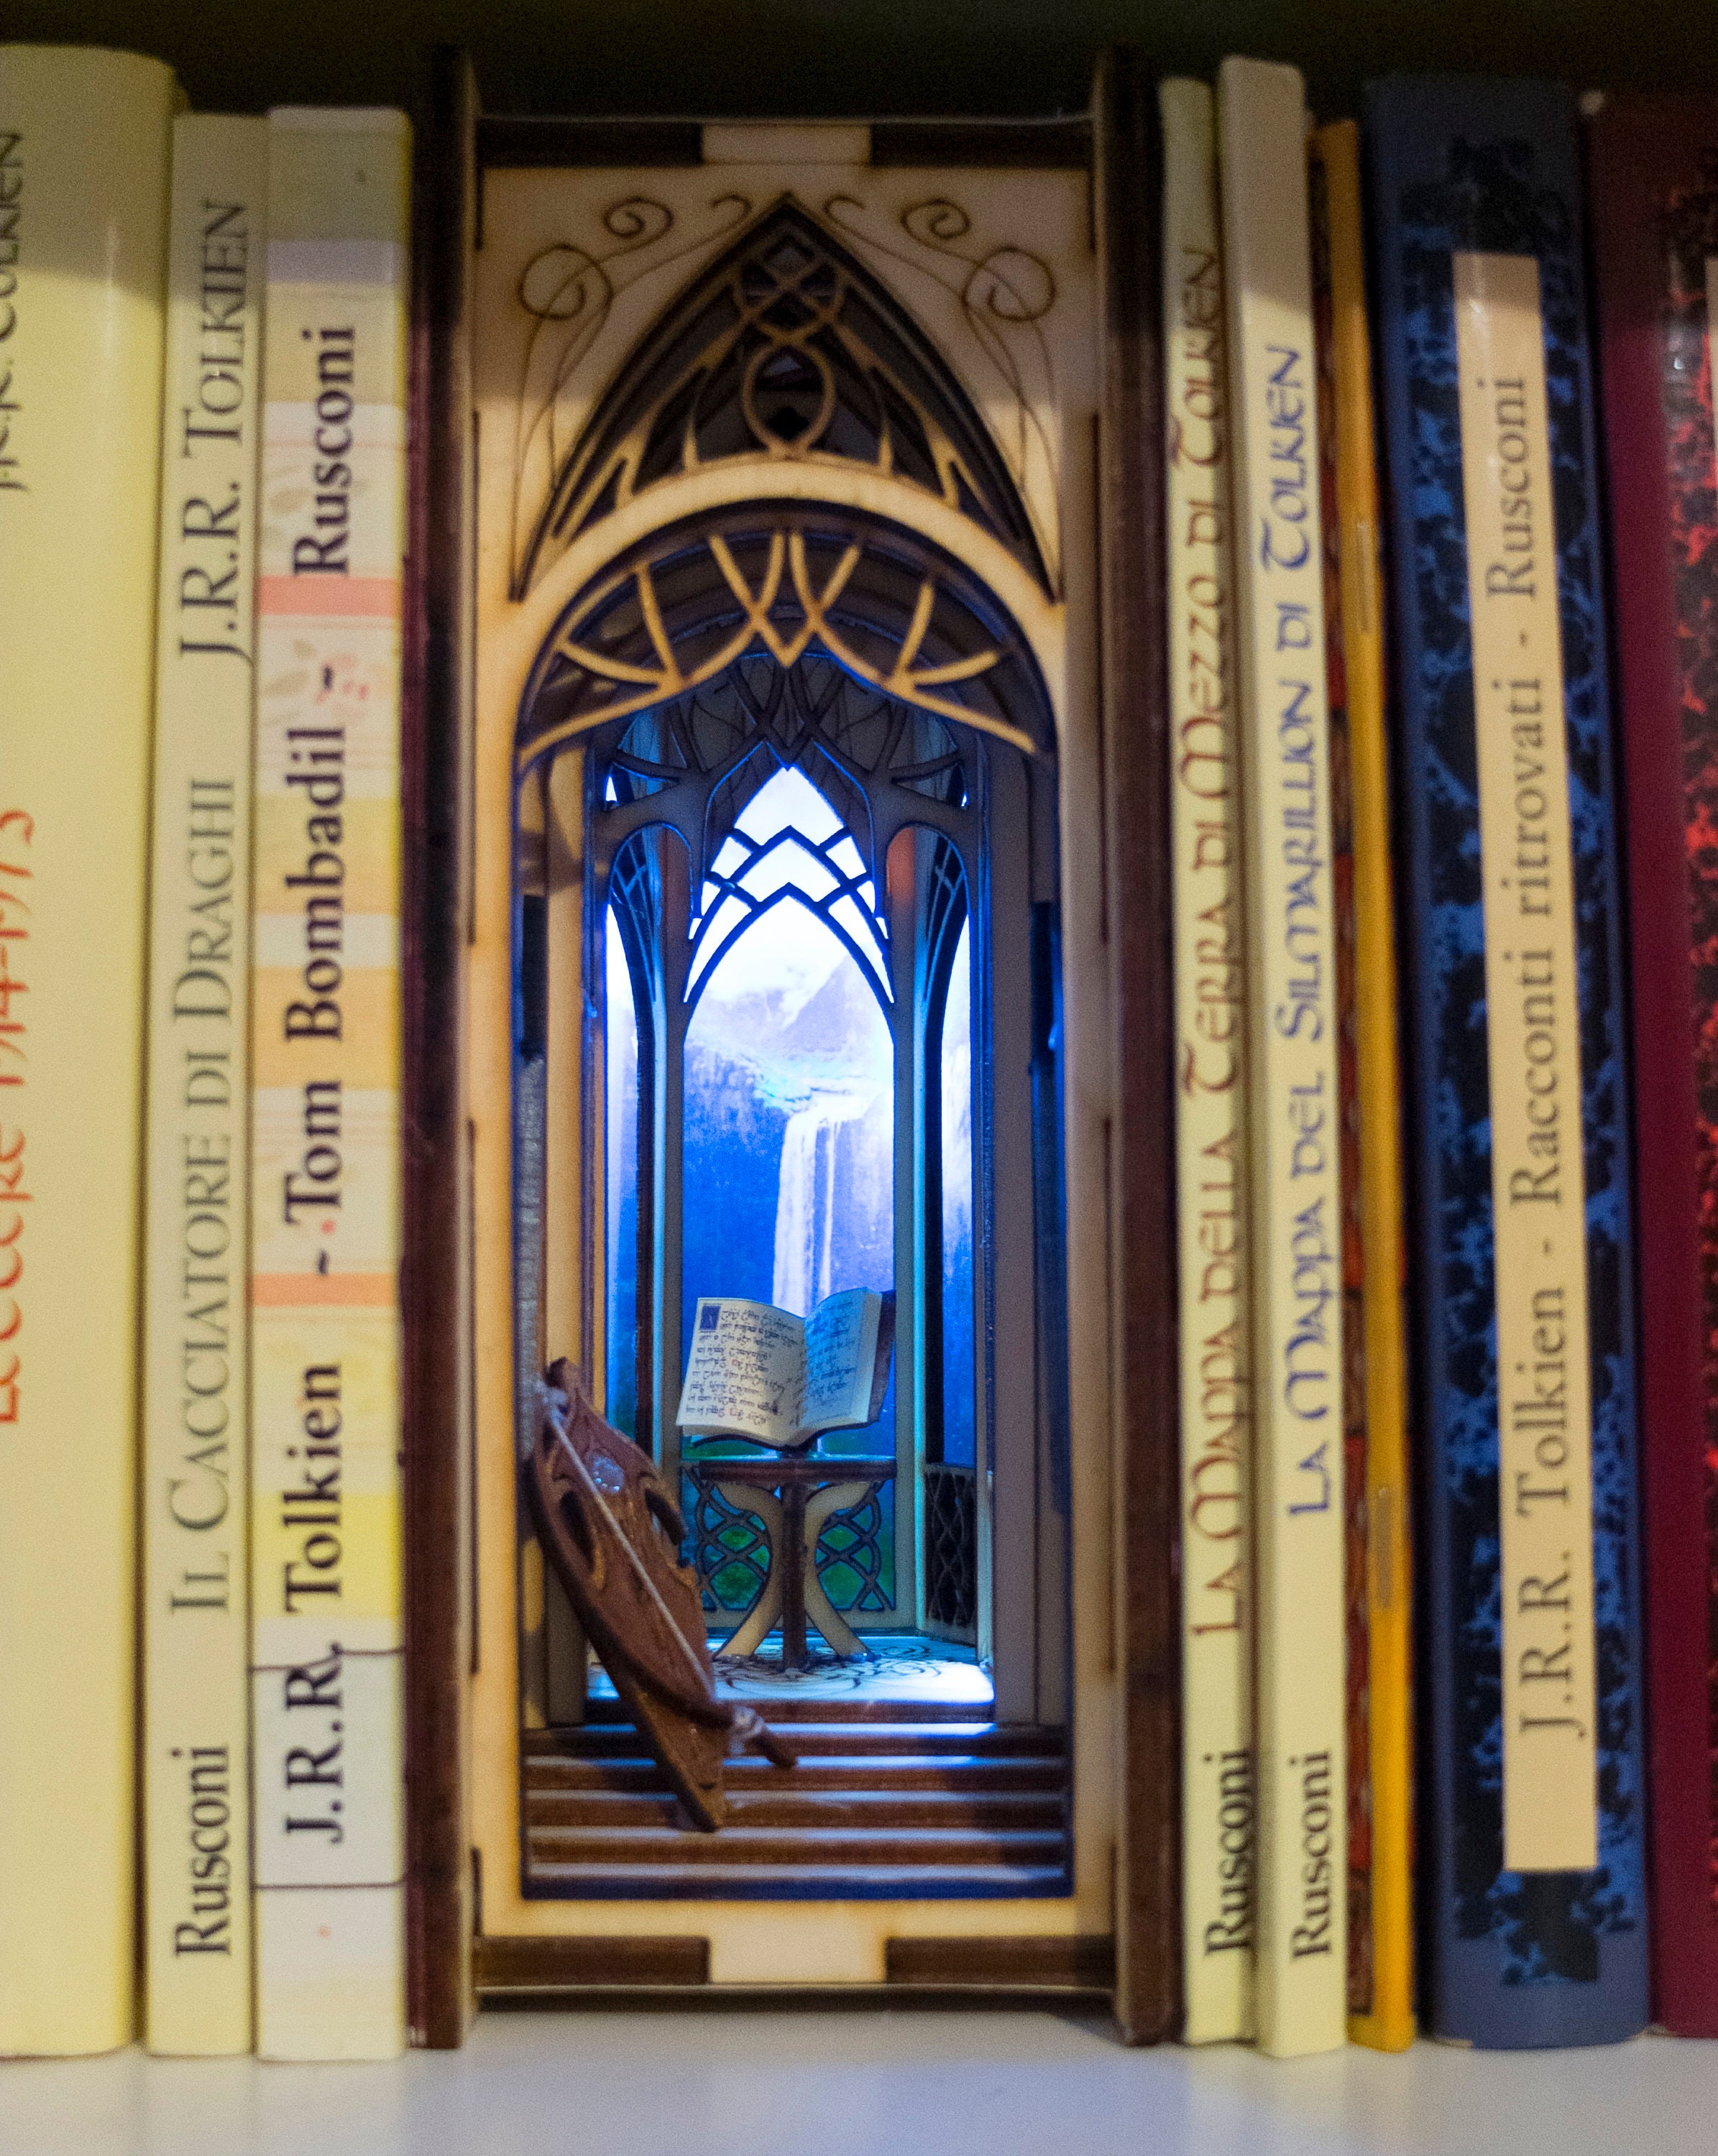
[[404, 45, 1175, 2038], [1092, 47, 1179, 2045], [403, 45, 479, 2050]]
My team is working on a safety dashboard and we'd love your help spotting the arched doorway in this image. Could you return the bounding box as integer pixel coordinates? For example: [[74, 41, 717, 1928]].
[[513, 502, 1066, 1716], [467, 166, 1105, 1913]]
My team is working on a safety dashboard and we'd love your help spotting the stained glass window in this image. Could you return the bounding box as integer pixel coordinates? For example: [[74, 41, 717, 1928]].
[[597, 734, 988, 1623], [675, 766, 899, 1610], [681, 767, 894, 1350], [605, 909, 640, 1438], [940, 917, 975, 1470], [544, 604, 1057, 1644]]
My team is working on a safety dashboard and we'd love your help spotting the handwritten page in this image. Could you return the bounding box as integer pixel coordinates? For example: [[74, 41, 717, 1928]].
[[801, 1289, 880, 1436], [676, 1298, 806, 1445]]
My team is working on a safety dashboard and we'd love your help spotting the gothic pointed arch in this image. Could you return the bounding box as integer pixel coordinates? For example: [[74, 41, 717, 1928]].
[[515, 195, 1054, 601], [516, 502, 1057, 776]]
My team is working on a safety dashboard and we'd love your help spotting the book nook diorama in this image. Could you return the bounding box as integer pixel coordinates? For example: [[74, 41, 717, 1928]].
[[33, 18, 1718, 2076], [405, 51, 1177, 2029]]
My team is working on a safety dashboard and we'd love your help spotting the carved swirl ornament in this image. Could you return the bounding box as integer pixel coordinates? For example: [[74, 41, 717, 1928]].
[[510, 192, 1060, 600]]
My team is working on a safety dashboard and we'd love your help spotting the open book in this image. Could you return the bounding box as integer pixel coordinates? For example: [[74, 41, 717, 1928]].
[[676, 1289, 896, 1450]]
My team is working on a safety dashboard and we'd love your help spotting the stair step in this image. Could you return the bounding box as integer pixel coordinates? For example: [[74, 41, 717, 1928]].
[[527, 1823, 1066, 1868], [527, 1788, 1065, 1830], [523, 1861, 1067, 1897], [523, 1708, 1070, 1901], [525, 1754, 1066, 1796], [528, 1720, 1063, 1761], [556, 1693, 1001, 1728]]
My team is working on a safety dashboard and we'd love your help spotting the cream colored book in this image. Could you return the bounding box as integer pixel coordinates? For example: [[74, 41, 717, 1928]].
[[1161, 75, 1254, 2047], [0, 44, 177, 2058], [249, 105, 410, 2063], [142, 111, 267, 2058], [1218, 55, 1346, 2059]]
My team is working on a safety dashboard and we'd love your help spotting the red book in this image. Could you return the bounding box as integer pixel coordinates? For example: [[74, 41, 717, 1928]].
[[1589, 93, 1718, 2037]]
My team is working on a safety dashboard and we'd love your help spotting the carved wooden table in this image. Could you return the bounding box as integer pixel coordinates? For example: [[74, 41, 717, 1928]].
[[684, 1452, 896, 1672]]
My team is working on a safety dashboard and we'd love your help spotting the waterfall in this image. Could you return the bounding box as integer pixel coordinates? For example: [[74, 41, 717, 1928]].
[[772, 1087, 890, 1317]]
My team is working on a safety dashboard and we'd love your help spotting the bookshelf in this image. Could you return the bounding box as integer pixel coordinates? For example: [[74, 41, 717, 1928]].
[[11, 0, 1718, 126], [4, 0, 1715, 2128], [3, 2003, 1717, 2155]]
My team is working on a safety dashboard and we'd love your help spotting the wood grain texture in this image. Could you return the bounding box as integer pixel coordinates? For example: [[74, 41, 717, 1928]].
[[403, 44, 479, 2052], [474, 1935, 712, 1989], [1090, 45, 1180, 2046], [521, 1712, 1070, 1899], [884, 1936, 1116, 1988]]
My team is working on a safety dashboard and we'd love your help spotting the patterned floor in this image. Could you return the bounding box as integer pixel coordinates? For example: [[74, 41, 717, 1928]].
[[587, 1631, 995, 1706]]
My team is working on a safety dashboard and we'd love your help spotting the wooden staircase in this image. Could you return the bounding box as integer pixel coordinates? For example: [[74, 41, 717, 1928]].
[[522, 1696, 1072, 1899]]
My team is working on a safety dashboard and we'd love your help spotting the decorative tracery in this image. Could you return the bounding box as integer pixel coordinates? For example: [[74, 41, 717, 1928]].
[[516, 197, 1053, 599], [687, 764, 891, 1010], [518, 507, 1053, 775], [594, 649, 978, 957], [517, 477, 1061, 1652]]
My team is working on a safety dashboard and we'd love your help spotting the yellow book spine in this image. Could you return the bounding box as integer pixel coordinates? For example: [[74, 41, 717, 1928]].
[[1310, 119, 1415, 2055], [0, 44, 177, 2058], [1218, 56, 1346, 2058], [1162, 75, 1256, 2047], [143, 111, 267, 2058], [249, 105, 410, 2063]]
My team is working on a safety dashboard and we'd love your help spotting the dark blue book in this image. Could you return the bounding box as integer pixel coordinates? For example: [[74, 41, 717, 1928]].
[[1364, 75, 1648, 2046]]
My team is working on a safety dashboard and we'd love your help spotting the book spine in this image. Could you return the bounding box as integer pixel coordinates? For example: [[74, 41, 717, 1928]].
[[1587, 92, 1718, 2037], [249, 105, 411, 2063], [142, 111, 267, 2059], [0, 45, 177, 2058], [1310, 119, 1415, 2054], [1366, 73, 1647, 2047], [1218, 55, 1346, 2059], [1161, 74, 1255, 2046]]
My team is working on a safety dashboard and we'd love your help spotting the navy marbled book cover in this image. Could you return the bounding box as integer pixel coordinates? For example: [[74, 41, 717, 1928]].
[[1363, 75, 1648, 2047]]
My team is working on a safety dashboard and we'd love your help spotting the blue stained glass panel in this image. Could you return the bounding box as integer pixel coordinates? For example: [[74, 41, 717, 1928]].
[[940, 918, 975, 1468], [678, 767, 899, 1608], [680, 770, 896, 1433], [605, 908, 640, 1438]]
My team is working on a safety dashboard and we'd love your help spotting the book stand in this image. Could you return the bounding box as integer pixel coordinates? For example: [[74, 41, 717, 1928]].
[[686, 1454, 899, 1669]]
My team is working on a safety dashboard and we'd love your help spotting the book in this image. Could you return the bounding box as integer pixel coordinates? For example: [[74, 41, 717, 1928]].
[[1160, 73, 1255, 2047], [142, 109, 267, 2060], [1218, 55, 1347, 2060], [249, 103, 411, 2063], [0, 43, 178, 2058], [1366, 73, 1648, 2047], [677, 1289, 894, 1449], [1586, 90, 1718, 2039], [1309, 116, 1415, 2055]]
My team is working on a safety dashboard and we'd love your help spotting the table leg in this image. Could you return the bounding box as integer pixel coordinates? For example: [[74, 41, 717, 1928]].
[[710, 1483, 785, 1659], [800, 1480, 876, 1659], [779, 1478, 809, 1672]]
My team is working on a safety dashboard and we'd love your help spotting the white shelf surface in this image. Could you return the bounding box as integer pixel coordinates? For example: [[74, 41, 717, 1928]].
[[4, 2009, 1718, 2156]]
